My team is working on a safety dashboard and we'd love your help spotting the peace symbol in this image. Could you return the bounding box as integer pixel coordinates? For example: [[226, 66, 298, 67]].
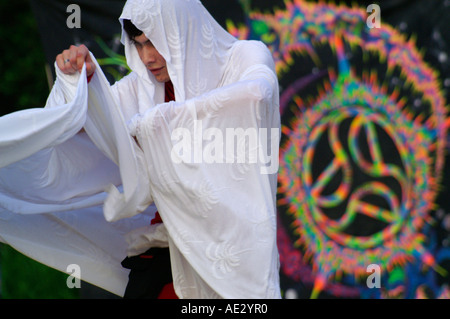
[[302, 106, 413, 249]]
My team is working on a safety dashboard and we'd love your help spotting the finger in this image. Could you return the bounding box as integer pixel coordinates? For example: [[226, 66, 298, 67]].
[[57, 50, 76, 74], [62, 49, 76, 73], [79, 44, 91, 63], [78, 44, 96, 77], [76, 44, 89, 72], [55, 53, 65, 72], [69, 45, 79, 71]]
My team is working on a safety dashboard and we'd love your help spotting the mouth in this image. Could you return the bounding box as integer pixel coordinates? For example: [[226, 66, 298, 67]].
[[149, 66, 164, 75]]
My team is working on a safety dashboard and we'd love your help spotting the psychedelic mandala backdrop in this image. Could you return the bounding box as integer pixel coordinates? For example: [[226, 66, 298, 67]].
[[29, 0, 450, 298]]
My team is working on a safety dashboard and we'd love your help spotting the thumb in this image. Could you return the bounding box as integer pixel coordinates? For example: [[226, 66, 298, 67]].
[[85, 52, 96, 77], [86, 61, 96, 77]]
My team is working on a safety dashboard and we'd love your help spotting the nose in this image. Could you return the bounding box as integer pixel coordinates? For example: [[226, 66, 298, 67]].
[[141, 46, 157, 65]]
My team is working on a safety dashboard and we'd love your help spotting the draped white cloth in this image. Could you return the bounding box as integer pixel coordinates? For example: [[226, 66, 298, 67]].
[[0, 0, 281, 298]]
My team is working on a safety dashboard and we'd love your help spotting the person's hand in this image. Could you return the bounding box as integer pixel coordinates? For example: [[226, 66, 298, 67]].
[[56, 44, 96, 77]]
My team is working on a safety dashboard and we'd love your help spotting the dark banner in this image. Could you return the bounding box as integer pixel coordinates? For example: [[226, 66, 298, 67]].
[[29, 0, 450, 299]]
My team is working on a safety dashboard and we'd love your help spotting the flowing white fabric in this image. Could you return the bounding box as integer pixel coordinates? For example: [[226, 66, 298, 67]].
[[0, 64, 157, 296], [0, 0, 281, 298]]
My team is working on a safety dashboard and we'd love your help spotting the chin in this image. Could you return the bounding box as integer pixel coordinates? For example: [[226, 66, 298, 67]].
[[157, 77, 170, 83]]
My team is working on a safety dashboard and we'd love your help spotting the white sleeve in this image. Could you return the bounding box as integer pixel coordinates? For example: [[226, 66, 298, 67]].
[[0, 64, 123, 214], [0, 65, 88, 169], [46, 61, 82, 106]]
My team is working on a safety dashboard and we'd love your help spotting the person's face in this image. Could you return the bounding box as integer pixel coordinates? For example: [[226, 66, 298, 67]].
[[133, 33, 170, 83]]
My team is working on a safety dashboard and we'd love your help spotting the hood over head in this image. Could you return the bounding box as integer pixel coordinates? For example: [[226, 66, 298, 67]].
[[119, 0, 237, 102]]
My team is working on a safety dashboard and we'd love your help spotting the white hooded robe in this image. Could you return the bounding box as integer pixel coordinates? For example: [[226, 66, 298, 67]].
[[0, 0, 281, 298]]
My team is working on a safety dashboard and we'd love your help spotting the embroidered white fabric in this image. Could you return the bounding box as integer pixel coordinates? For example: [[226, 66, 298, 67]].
[[0, 0, 281, 298]]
